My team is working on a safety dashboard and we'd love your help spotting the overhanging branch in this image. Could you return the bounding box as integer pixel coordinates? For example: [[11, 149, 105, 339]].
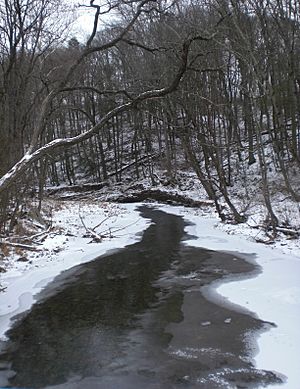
[[0, 34, 200, 194]]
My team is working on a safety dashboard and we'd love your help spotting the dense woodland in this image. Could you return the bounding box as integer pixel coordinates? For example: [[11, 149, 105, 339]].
[[0, 0, 299, 234]]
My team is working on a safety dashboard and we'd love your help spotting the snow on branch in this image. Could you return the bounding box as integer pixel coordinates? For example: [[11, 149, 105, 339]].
[[0, 30, 209, 196]]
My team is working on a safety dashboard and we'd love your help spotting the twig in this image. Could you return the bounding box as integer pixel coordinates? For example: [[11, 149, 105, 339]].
[[78, 212, 88, 230], [78, 210, 140, 243], [92, 216, 114, 231], [100, 218, 141, 235]]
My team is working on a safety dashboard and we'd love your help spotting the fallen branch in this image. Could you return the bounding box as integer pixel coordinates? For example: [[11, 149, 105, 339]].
[[8, 226, 53, 244], [109, 218, 140, 234], [275, 226, 299, 237], [92, 216, 114, 232], [47, 182, 109, 195], [99, 218, 140, 236], [247, 221, 299, 238], [0, 241, 42, 251], [78, 211, 140, 243], [78, 213, 103, 242]]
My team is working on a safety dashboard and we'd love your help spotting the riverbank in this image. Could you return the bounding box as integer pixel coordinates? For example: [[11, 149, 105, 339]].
[[0, 201, 299, 388], [0, 202, 149, 339], [178, 205, 300, 389]]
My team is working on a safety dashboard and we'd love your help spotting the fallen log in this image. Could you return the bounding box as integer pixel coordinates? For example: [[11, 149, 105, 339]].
[[109, 189, 214, 208], [46, 182, 109, 195], [275, 226, 299, 237]]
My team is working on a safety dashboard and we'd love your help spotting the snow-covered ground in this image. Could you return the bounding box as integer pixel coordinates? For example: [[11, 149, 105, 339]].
[[0, 200, 299, 389], [170, 205, 300, 389], [0, 202, 150, 339]]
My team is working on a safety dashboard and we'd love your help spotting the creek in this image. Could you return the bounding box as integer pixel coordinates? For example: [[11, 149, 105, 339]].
[[0, 206, 281, 388]]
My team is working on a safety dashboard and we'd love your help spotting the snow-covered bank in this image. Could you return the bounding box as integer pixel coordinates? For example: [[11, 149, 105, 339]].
[[0, 202, 150, 340], [0, 202, 299, 389], [157, 204, 300, 389]]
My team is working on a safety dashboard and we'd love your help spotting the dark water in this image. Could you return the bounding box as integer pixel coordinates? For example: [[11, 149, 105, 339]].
[[0, 206, 281, 388]]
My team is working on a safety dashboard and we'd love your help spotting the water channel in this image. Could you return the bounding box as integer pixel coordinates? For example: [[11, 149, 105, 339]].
[[0, 206, 281, 388]]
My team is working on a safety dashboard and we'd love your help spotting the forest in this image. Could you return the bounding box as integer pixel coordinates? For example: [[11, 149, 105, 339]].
[[0, 0, 299, 234]]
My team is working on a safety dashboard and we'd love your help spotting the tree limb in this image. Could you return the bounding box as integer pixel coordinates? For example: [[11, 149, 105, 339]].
[[0, 241, 42, 251], [27, 0, 157, 153], [0, 33, 202, 195]]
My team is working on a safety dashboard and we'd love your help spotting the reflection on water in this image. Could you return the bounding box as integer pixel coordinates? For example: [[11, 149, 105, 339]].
[[0, 207, 281, 388]]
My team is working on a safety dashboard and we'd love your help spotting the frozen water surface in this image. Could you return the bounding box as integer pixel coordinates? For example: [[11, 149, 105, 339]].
[[0, 204, 298, 388]]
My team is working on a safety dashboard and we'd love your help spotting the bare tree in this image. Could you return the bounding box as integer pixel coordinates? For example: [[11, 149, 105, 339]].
[[0, 0, 217, 230]]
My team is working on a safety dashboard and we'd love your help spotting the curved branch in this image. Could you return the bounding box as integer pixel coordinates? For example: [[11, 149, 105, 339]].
[[86, 1, 101, 47], [27, 0, 156, 152], [0, 35, 195, 195]]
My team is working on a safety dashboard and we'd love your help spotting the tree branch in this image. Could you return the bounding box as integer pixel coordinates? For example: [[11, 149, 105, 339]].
[[0, 35, 195, 194], [27, 0, 156, 153], [60, 86, 134, 100]]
